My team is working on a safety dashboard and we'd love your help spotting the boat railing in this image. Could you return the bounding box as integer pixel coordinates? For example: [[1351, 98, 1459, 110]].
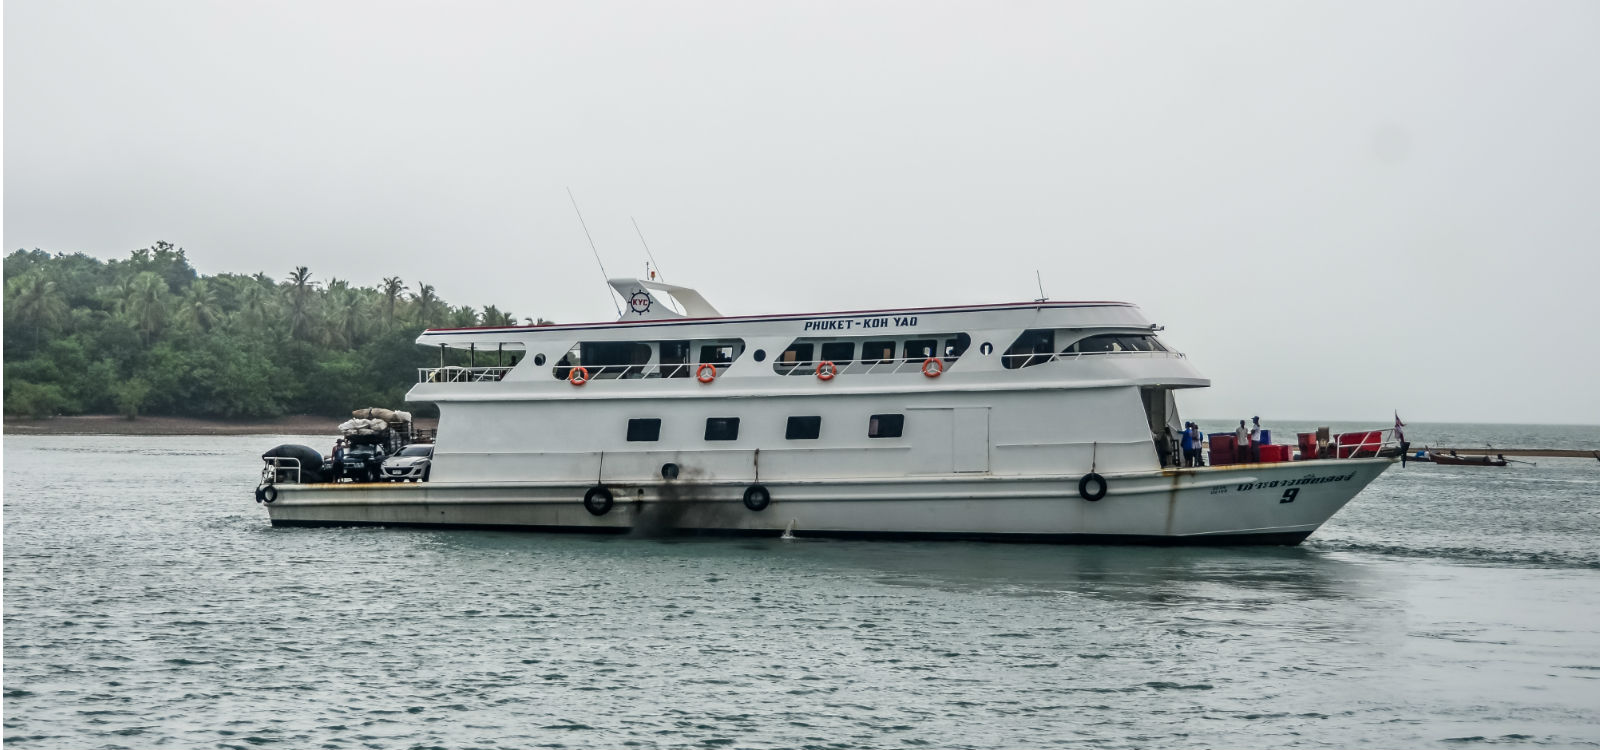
[[1003, 350, 1186, 368], [418, 366, 514, 383], [774, 356, 961, 376], [262, 457, 302, 485]]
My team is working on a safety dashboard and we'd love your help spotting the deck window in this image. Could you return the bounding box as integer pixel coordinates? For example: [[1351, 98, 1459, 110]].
[[820, 341, 854, 364], [1064, 334, 1168, 354], [786, 416, 822, 440], [777, 342, 815, 370], [627, 418, 661, 442], [944, 333, 971, 359], [903, 339, 937, 360], [862, 341, 896, 364], [659, 341, 692, 378], [868, 414, 904, 439], [1002, 329, 1055, 369], [700, 342, 741, 366], [705, 417, 740, 441]]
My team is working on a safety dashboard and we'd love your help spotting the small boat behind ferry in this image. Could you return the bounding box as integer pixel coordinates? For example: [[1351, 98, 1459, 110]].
[[255, 278, 1401, 544]]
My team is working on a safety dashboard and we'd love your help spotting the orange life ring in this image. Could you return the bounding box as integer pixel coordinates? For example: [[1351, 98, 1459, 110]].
[[696, 363, 718, 384], [816, 361, 837, 381], [569, 366, 590, 386], [922, 358, 945, 377]]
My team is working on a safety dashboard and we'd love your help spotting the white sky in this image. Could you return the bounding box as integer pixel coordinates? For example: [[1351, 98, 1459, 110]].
[[6, 1, 1598, 424]]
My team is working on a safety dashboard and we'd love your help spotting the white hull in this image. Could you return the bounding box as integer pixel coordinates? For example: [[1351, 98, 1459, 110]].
[[263, 458, 1392, 545]]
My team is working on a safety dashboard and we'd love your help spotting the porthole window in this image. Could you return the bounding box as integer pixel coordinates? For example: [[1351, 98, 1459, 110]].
[[979, 342, 993, 356], [753, 349, 766, 362], [533, 353, 547, 366]]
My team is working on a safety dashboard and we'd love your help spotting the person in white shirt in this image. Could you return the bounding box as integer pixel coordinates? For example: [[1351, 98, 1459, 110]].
[[1235, 420, 1251, 463]]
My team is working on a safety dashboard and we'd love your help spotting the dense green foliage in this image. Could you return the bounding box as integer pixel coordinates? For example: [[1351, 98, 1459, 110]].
[[3, 243, 543, 419]]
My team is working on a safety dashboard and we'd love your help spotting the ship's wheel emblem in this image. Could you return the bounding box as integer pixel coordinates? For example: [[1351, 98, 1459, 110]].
[[628, 290, 652, 315]]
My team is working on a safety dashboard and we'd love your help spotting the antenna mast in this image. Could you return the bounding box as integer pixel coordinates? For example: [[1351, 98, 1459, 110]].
[[632, 216, 665, 283], [1035, 270, 1048, 303], [567, 187, 620, 315]]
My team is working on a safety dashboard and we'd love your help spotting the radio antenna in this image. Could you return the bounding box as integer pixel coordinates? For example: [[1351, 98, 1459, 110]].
[[631, 216, 666, 284], [567, 187, 620, 315], [1035, 270, 1048, 303]]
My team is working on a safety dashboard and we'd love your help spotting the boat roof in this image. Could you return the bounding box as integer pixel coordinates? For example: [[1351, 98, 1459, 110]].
[[419, 277, 1133, 338]]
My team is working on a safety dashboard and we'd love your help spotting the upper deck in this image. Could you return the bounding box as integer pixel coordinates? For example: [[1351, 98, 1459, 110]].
[[407, 278, 1207, 402]]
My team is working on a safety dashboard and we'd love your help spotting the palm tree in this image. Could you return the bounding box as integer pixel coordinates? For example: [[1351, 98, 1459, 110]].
[[4, 272, 69, 348], [176, 279, 222, 332], [448, 305, 479, 328], [236, 280, 277, 329], [125, 271, 169, 344], [284, 266, 317, 339], [412, 284, 439, 327], [481, 305, 516, 327], [380, 276, 407, 328]]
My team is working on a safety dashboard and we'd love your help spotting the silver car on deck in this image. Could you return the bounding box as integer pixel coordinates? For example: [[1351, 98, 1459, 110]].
[[381, 444, 433, 482]]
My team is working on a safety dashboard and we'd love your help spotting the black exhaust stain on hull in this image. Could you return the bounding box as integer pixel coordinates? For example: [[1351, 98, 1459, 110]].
[[629, 467, 742, 538]]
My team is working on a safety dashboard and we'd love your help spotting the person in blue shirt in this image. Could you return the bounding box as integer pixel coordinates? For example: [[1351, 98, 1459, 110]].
[[1183, 423, 1205, 467]]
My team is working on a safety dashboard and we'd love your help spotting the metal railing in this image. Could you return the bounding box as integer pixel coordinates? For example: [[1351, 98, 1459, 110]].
[[1004, 350, 1185, 368], [261, 457, 302, 485], [546, 363, 737, 380], [417, 366, 514, 383], [774, 357, 958, 376]]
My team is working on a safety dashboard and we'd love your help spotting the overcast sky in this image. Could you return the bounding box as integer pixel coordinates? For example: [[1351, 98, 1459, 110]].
[[6, 1, 1598, 424]]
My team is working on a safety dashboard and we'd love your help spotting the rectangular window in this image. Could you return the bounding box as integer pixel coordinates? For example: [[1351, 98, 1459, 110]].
[[705, 417, 740, 441], [944, 333, 971, 358], [862, 340, 896, 364], [903, 339, 937, 360], [785, 416, 822, 440], [868, 413, 904, 438], [627, 418, 661, 442], [778, 342, 814, 366], [820, 341, 854, 364]]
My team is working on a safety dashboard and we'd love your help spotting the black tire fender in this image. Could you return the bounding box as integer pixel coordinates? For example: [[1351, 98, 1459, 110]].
[[584, 486, 614, 516], [1078, 472, 1107, 502], [743, 484, 771, 512], [254, 486, 265, 503], [261, 485, 278, 504]]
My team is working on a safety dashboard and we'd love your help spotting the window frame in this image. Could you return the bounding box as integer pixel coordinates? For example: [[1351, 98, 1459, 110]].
[[785, 416, 822, 440], [704, 417, 741, 441], [626, 418, 662, 442], [868, 413, 905, 439]]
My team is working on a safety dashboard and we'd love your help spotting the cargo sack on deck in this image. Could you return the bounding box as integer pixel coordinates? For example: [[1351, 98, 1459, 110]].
[[352, 407, 398, 422]]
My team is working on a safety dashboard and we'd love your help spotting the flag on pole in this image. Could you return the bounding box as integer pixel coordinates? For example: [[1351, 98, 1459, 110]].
[[1394, 412, 1406, 443]]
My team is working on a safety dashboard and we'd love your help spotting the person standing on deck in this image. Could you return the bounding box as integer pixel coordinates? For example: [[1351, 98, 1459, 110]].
[[1180, 423, 1195, 467], [1249, 416, 1263, 461], [1236, 420, 1252, 464]]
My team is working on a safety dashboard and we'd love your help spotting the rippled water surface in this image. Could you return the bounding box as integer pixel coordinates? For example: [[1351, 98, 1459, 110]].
[[5, 427, 1600, 749]]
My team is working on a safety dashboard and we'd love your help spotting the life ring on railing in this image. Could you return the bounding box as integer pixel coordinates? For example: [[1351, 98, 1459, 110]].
[[260, 485, 278, 504], [697, 363, 718, 384], [816, 361, 837, 381], [922, 358, 945, 378], [568, 366, 590, 386], [1078, 472, 1106, 502]]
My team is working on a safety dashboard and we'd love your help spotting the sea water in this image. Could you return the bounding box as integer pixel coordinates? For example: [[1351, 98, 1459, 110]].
[[4, 423, 1600, 749]]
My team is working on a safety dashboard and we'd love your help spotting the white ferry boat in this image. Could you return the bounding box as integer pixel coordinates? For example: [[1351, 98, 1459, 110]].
[[256, 279, 1398, 544]]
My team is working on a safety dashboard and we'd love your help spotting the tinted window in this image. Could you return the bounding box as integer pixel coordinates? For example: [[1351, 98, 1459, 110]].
[[1003, 329, 1055, 369], [820, 341, 854, 364], [786, 416, 821, 440], [627, 418, 661, 442], [705, 417, 740, 441], [944, 333, 971, 358], [903, 339, 937, 360], [398, 445, 433, 457], [778, 342, 814, 366], [862, 341, 896, 364], [868, 414, 904, 438]]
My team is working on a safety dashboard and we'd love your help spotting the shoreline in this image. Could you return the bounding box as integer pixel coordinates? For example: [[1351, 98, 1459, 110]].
[[3, 414, 438, 437]]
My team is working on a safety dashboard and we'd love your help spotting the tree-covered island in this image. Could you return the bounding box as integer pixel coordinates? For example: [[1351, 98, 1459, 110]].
[[4, 243, 544, 420]]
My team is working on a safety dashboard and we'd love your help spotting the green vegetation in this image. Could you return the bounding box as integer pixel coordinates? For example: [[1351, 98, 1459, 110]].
[[3, 243, 543, 419]]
